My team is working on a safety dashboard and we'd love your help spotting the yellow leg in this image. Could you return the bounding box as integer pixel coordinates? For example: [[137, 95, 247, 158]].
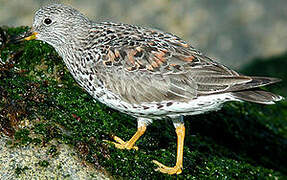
[[153, 124, 185, 175], [104, 125, 146, 150]]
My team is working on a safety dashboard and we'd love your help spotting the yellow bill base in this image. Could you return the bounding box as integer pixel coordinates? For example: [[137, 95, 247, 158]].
[[24, 32, 38, 41]]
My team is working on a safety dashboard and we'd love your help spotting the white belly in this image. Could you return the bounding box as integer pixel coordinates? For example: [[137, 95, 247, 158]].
[[94, 91, 239, 119]]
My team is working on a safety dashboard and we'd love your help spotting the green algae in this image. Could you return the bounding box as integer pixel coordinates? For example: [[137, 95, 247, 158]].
[[15, 165, 29, 176], [38, 160, 50, 168], [0, 26, 286, 179]]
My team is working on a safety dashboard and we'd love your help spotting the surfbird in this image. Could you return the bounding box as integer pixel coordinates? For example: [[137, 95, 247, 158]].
[[24, 3, 283, 175]]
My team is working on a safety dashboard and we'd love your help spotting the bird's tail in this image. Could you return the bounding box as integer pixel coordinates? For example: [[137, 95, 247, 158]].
[[231, 76, 284, 104], [232, 90, 284, 104]]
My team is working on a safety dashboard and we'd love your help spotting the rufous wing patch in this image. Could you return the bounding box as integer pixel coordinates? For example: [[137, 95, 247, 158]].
[[154, 51, 166, 63], [180, 42, 189, 48], [102, 49, 116, 66], [127, 50, 136, 66], [125, 48, 146, 71], [151, 61, 159, 68], [108, 49, 116, 62], [182, 55, 195, 62]]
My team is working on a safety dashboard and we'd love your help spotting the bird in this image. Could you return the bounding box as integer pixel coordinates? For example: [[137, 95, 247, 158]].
[[23, 3, 283, 175]]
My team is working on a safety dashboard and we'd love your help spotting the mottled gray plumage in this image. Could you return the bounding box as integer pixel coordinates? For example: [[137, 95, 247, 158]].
[[31, 4, 282, 109], [26, 3, 283, 174]]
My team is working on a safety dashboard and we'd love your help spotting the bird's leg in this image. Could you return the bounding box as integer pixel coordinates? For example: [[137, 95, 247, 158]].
[[153, 117, 185, 175], [104, 118, 152, 150]]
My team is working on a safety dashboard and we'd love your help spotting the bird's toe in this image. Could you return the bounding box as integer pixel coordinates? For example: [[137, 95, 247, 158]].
[[152, 160, 182, 175], [103, 136, 139, 150]]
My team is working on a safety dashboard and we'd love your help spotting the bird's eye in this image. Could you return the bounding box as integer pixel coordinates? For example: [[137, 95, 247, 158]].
[[44, 18, 52, 25]]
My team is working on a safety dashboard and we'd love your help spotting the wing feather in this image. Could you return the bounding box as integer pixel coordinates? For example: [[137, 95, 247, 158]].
[[92, 24, 260, 104]]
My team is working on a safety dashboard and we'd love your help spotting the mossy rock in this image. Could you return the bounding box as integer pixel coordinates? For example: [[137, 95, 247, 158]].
[[0, 26, 286, 179]]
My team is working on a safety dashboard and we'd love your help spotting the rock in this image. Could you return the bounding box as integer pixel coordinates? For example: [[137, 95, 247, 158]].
[[0, 135, 108, 179]]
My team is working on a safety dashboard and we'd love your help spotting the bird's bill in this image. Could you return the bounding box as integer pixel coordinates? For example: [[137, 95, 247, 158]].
[[24, 32, 38, 41]]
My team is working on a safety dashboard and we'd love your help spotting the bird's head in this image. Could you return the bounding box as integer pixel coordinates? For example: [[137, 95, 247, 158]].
[[25, 3, 90, 48]]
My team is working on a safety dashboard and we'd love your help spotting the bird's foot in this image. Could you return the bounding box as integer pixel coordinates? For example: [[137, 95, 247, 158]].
[[104, 126, 146, 151], [103, 135, 139, 150], [152, 160, 182, 175]]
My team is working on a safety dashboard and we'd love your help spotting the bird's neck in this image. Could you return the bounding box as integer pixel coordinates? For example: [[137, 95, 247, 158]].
[[54, 32, 100, 80], [55, 27, 90, 61]]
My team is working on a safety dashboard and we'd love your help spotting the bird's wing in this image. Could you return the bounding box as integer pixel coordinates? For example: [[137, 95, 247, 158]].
[[93, 25, 252, 104]]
